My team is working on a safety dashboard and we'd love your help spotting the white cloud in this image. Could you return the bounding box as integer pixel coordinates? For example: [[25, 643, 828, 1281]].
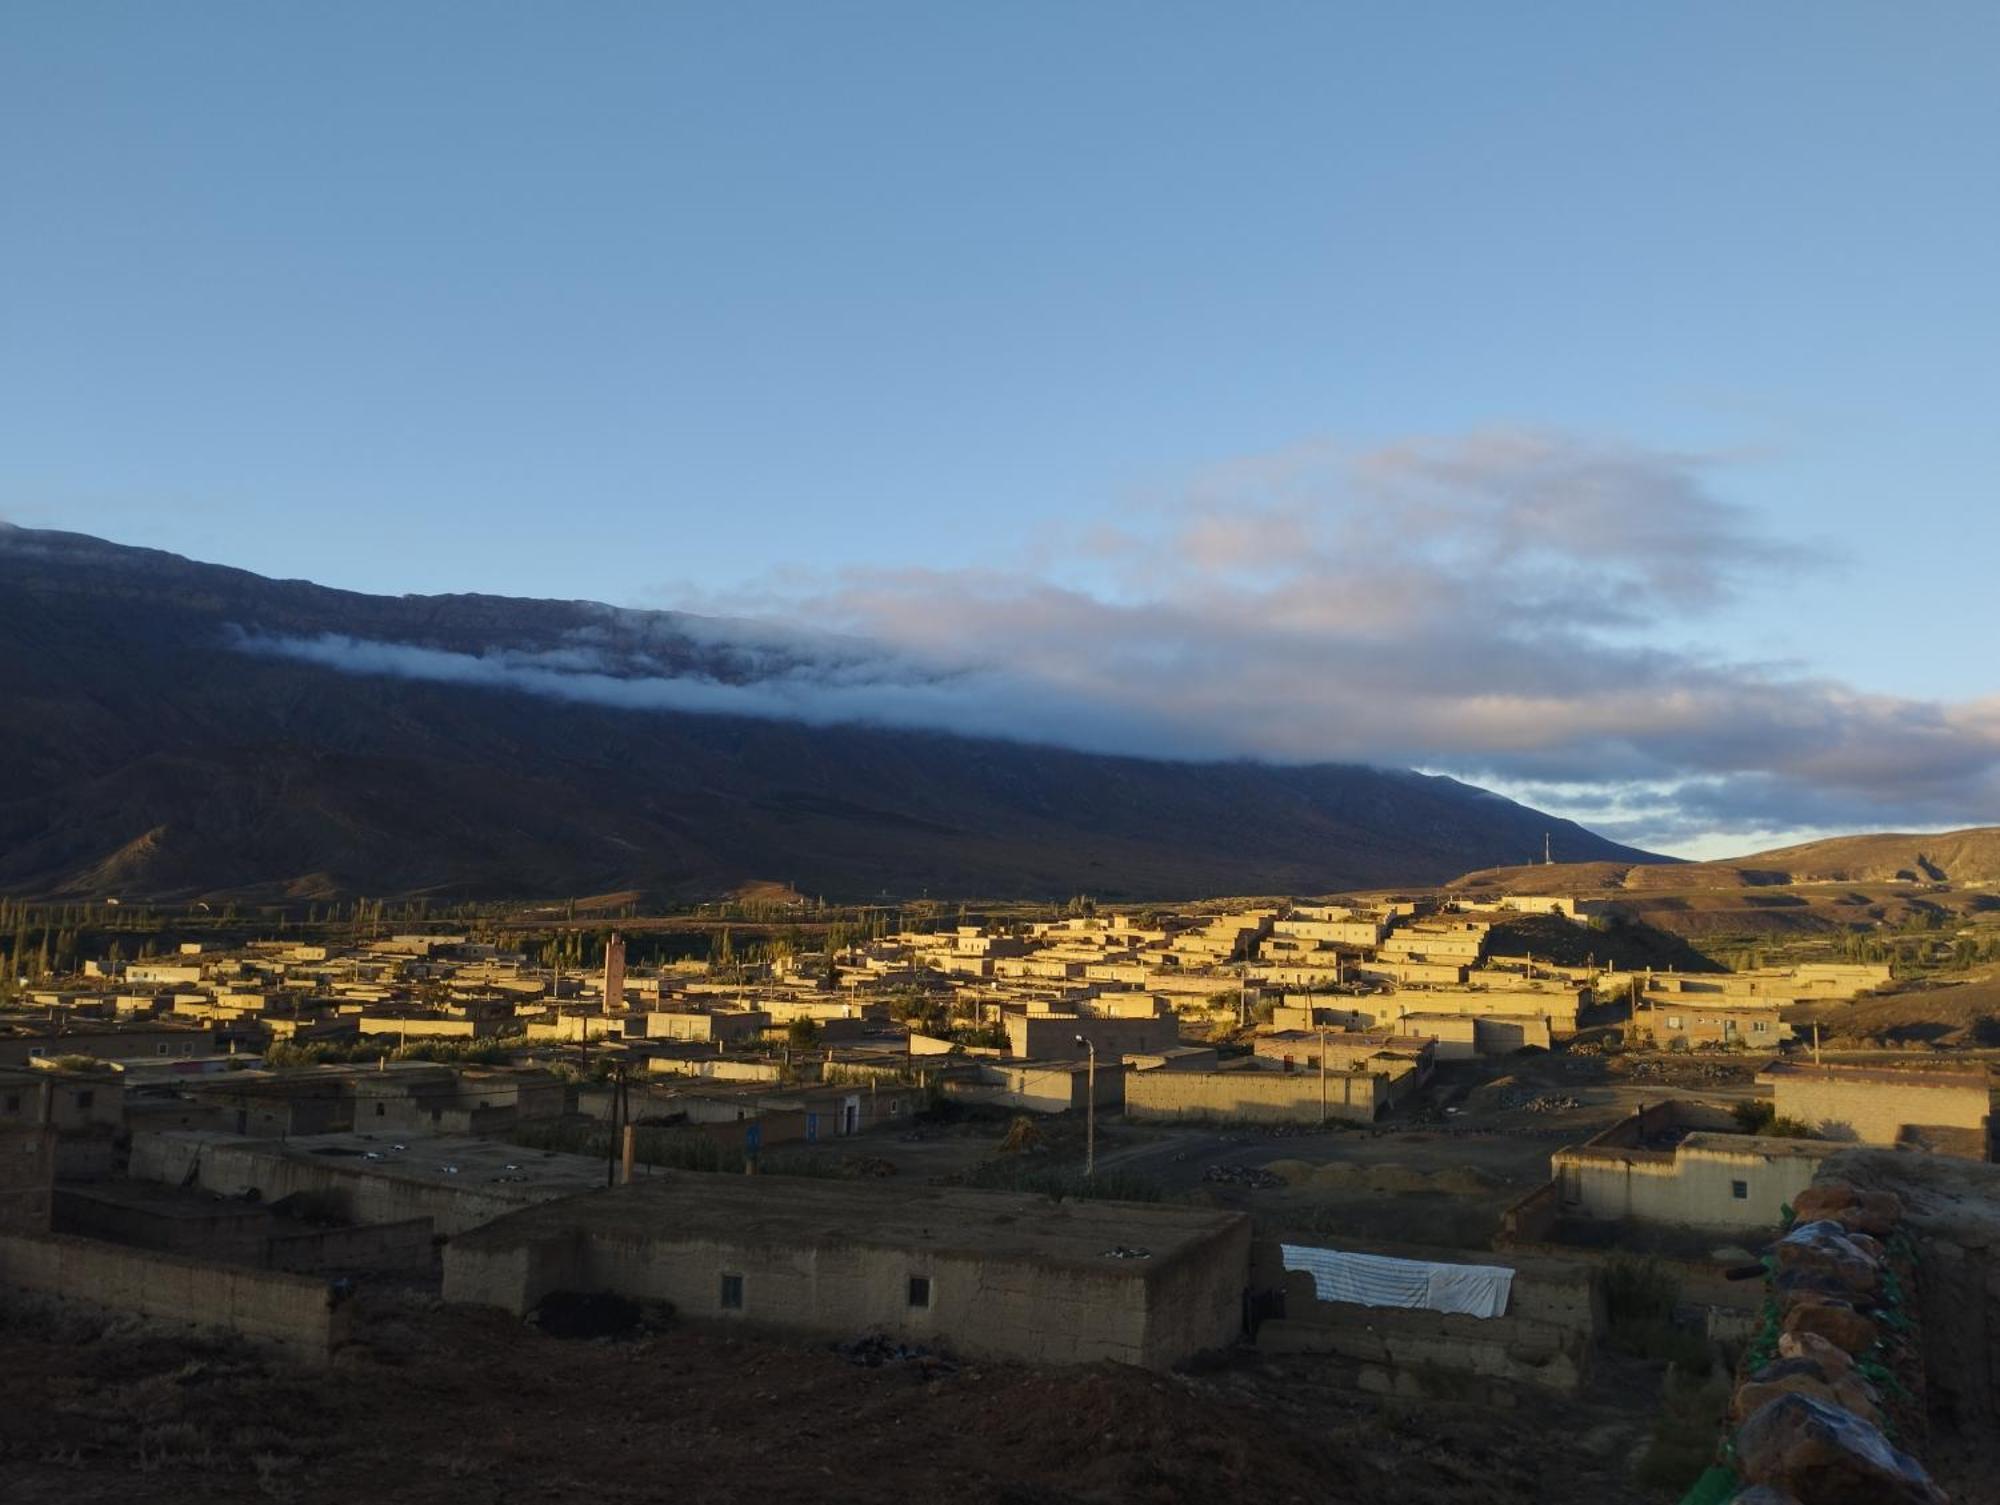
[[229, 429, 2000, 852]]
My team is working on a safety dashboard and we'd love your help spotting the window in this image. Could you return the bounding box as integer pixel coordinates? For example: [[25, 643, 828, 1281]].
[[1752, 1021, 1769, 1033], [374, 1103, 386, 1117], [1666, 1017, 1682, 1030], [907, 1276, 931, 1310], [1731, 1180, 1749, 1200], [156, 1044, 169, 1056], [719, 1273, 743, 1310], [3, 1094, 18, 1114], [76, 1091, 94, 1111]]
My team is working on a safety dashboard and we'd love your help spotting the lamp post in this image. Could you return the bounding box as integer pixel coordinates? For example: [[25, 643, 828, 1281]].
[[1075, 1034, 1096, 1179]]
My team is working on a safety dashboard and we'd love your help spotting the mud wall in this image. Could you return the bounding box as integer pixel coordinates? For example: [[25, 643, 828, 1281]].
[[0, 1232, 349, 1365]]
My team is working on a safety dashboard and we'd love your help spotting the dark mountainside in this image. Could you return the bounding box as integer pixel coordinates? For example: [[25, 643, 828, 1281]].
[[0, 526, 1658, 902]]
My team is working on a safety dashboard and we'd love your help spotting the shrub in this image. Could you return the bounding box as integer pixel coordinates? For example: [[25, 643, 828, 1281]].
[[956, 1161, 1165, 1203], [1731, 1099, 1776, 1133], [1603, 1257, 1711, 1375]]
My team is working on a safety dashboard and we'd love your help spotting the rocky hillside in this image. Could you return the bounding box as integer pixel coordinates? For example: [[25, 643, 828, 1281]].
[[0, 526, 1657, 902]]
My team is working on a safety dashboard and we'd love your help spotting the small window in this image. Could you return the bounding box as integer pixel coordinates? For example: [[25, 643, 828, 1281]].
[[1666, 1017, 1682, 1030], [719, 1273, 744, 1310], [1752, 1021, 1768, 1033], [3, 1094, 18, 1114], [1731, 1180, 1748, 1200], [907, 1276, 931, 1310], [374, 1103, 386, 1117], [76, 1091, 94, 1111], [156, 1043, 169, 1055], [27, 1047, 44, 1058]]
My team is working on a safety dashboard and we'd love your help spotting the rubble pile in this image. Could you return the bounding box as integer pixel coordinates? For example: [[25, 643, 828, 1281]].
[[1519, 1093, 1581, 1113], [1201, 1164, 1286, 1190]]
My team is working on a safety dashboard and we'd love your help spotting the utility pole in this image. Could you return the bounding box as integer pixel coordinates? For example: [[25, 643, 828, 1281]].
[[1076, 1035, 1096, 1179], [1319, 1028, 1328, 1126], [605, 1061, 628, 1189]]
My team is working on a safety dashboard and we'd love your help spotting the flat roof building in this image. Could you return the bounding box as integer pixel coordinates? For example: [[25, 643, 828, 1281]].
[[444, 1174, 1250, 1369]]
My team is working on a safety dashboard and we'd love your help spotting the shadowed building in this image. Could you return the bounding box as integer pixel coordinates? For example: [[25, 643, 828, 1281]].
[[444, 1173, 1249, 1369]]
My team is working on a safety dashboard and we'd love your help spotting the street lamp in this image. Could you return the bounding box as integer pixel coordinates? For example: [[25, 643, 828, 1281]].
[[1074, 1033, 1096, 1179]]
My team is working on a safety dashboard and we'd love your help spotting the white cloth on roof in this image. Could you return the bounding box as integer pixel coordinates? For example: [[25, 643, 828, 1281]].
[[1278, 1243, 1513, 1319]]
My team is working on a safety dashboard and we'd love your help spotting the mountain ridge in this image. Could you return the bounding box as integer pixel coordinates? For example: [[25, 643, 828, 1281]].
[[0, 526, 1659, 902]]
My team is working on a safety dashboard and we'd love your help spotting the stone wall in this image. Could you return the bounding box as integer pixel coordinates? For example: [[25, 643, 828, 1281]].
[[0, 1232, 349, 1365], [1818, 1149, 2000, 1497], [0, 1125, 55, 1234], [1248, 1239, 1600, 1395], [1663, 1157, 1961, 1502]]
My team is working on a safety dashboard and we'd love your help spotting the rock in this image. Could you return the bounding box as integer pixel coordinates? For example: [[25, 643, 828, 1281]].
[[1734, 1365, 1883, 1430], [1795, 1181, 1903, 1237], [1776, 1267, 1862, 1304], [1777, 1330, 1856, 1378], [1851, 1189, 1904, 1236], [1735, 1392, 1946, 1505], [1775, 1221, 1882, 1297], [1793, 1181, 1859, 1221], [1782, 1300, 1879, 1356], [1730, 1488, 1803, 1505]]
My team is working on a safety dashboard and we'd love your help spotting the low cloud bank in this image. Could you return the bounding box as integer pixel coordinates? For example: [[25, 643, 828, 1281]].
[[229, 430, 2000, 853]]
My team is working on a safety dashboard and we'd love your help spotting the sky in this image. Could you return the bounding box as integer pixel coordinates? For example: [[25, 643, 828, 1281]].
[[3, 4, 1997, 858]]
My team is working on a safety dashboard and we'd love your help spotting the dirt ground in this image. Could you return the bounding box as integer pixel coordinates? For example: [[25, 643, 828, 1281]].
[[1050, 1051, 1768, 1250], [0, 1282, 1664, 1505], [1789, 975, 2000, 1050]]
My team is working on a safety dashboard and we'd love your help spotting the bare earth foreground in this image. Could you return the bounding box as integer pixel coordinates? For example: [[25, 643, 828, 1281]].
[[0, 1283, 1653, 1505]]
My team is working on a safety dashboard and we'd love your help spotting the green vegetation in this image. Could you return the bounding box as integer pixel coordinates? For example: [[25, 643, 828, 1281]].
[[44, 1054, 112, 1075], [1601, 1257, 1711, 1374], [1635, 1366, 1732, 1493], [954, 1159, 1166, 1203], [506, 1118, 844, 1179], [260, 1036, 523, 1069], [1729, 1100, 1816, 1138]]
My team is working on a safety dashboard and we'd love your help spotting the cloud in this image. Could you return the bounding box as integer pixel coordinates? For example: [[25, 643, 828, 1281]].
[[228, 429, 2000, 853]]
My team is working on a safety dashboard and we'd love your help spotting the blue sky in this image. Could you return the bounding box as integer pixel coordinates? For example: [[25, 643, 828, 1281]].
[[3, 4, 1997, 857]]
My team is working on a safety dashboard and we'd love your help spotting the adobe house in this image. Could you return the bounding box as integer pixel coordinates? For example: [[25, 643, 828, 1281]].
[[1551, 1126, 1840, 1233], [444, 1173, 1250, 1369], [1634, 999, 1790, 1050]]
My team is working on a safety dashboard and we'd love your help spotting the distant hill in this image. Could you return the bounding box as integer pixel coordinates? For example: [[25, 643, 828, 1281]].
[[1727, 829, 2000, 885], [0, 526, 1658, 903], [1451, 826, 2000, 895]]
